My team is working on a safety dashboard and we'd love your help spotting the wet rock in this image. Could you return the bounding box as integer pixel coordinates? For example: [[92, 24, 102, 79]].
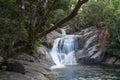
[[6, 72, 30, 80], [62, 25, 76, 34], [36, 45, 50, 59], [13, 59, 51, 80], [16, 54, 35, 62], [77, 57, 99, 65], [74, 28, 114, 66], [24, 61, 50, 76], [91, 51, 102, 60], [6, 59, 25, 74], [26, 72, 49, 80], [114, 59, 120, 65], [4, 53, 52, 80], [46, 30, 61, 45], [103, 57, 116, 65]]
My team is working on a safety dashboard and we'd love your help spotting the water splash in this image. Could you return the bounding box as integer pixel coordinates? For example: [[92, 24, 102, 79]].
[[50, 30, 78, 69], [61, 29, 66, 35], [50, 38, 62, 65]]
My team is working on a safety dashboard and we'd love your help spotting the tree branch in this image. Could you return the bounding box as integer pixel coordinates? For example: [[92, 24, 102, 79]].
[[8, 0, 25, 58], [5, 0, 88, 56], [37, 0, 88, 38], [35, 0, 58, 33], [28, 0, 43, 45]]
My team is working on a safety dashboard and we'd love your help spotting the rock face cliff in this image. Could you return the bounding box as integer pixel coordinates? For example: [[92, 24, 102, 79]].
[[46, 26, 120, 66], [75, 27, 120, 66]]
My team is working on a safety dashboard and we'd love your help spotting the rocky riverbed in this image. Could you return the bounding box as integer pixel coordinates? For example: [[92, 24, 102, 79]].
[[1, 26, 120, 80], [0, 51, 53, 80]]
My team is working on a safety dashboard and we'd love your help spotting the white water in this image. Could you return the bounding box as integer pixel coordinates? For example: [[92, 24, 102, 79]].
[[61, 29, 66, 35], [50, 38, 62, 65], [50, 30, 78, 69]]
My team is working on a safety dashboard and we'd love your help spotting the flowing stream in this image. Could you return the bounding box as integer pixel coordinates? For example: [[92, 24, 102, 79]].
[[49, 29, 120, 80], [50, 29, 78, 69], [49, 65, 120, 80]]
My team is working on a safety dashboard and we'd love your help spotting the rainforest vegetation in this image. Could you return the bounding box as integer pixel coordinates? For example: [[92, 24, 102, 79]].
[[0, 0, 120, 64]]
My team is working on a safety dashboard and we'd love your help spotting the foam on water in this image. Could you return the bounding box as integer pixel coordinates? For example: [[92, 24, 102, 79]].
[[50, 29, 78, 68]]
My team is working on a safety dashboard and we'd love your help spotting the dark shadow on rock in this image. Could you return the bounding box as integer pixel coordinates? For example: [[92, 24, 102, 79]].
[[5, 59, 25, 74]]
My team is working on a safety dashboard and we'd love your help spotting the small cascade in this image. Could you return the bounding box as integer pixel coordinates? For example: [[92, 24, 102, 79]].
[[50, 38, 62, 65], [50, 29, 78, 68], [61, 28, 66, 35]]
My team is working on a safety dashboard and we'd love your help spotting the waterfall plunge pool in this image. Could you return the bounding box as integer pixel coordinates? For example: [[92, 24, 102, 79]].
[[49, 65, 120, 80], [49, 29, 120, 80]]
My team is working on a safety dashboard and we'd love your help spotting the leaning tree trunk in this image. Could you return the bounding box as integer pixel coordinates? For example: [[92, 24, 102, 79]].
[[36, 0, 88, 39], [6, 0, 88, 59]]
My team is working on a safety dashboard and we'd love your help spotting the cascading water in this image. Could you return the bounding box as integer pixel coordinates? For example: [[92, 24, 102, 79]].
[[49, 28, 120, 80], [50, 29, 78, 69], [61, 29, 66, 35]]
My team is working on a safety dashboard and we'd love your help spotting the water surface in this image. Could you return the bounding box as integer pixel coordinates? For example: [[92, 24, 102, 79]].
[[50, 65, 120, 80]]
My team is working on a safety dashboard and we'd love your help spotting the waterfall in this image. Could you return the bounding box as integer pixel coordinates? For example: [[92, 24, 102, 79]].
[[50, 30, 78, 68], [61, 29, 66, 35]]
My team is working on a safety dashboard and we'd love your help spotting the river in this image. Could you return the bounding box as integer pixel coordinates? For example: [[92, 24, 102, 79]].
[[49, 65, 120, 80]]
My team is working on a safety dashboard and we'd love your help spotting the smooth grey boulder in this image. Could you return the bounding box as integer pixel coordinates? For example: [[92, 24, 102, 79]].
[[6, 72, 30, 80]]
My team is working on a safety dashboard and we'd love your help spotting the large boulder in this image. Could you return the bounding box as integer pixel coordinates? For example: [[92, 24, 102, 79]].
[[102, 56, 117, 65], [6, 72, 30, 80], [4, 53, 52, 80], [26, 72, 49, 80], [75, 28, 100, 60], [16, 54, 35, 62], [35, 45, 53, 63], [6, 59, 25, 74], [73, 27, 116, 66], [45, 30, 61, 46], [114, 59, 120, 65]]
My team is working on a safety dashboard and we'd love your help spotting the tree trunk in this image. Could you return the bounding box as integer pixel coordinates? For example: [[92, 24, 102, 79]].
[[37, 0, 88, 38], [6, 0, 88, 58], [7, 0, 25, 59]]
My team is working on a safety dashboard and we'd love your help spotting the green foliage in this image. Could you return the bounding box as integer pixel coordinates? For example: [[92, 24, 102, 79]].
[[0, 0, 18, 56], [32, 39, 42, 54], [0, 56, 3, 65], [49, 9, 67, 23], [72, 0, 120, 56], [72, 0, 107, 28], [19, 26, 28, 43], [1, 0, 119, 58], [104, 0, 120, 56], [0, 72, 6, 80], [0, 76, 6, 80], [0, 0, 75, 56]]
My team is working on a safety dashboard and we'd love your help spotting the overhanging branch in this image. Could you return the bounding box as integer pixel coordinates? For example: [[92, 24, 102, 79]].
[[35, 0, 58, 33], [37, 0, 88, 38]]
